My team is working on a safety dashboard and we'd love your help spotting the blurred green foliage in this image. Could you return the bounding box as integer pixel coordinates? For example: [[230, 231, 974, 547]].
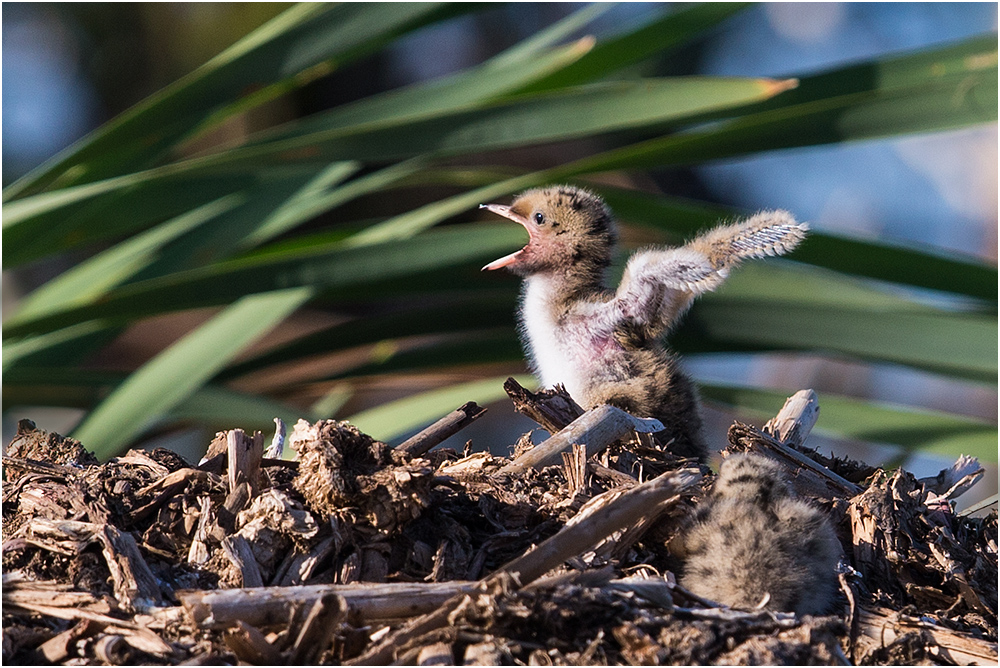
[[3, 3, 996, 460]]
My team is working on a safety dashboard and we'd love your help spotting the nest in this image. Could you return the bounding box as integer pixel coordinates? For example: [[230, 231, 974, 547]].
[[2, 380, 996, 665]]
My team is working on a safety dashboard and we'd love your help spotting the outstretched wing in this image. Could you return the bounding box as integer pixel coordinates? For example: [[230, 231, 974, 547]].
[[595, 210, 807, 337], [689, 210, 807, 266]]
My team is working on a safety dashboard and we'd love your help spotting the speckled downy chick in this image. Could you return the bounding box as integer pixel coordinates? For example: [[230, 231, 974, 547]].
[[481, 186, 807, 460], [681, 454, 842, 615]]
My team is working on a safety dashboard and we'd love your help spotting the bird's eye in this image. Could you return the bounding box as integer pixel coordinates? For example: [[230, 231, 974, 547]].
[[533, 212, 545, 225]]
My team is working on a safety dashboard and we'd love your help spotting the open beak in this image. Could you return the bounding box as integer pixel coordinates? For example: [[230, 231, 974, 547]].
[[480, 203, 536, 271]]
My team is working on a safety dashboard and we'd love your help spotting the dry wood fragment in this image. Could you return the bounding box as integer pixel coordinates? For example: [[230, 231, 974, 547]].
[[587, 459, 638, 488], [762, 388, 820, 448], [178, 581, 478, 628], [227, 429, 264, 497], [221, 535, 264, 588], [417, 641, 455, 665], [95, 524, 163, 610], [10, 518, 161, 610], [726, 422, 862, 499], [37, 619, 101, 663], [397, 401, 487, 458], [130, 467, 218, 522], [462, 641, 503, 665], [187, 496, 212, 565], [289, 593, 349, 664], [503, 377, 584, 433], [223, 620, 284, 666], [274, 535, 337, 587], [855, 605, 998, 665], [501, 468, 698, 584], [94, 634, 133, 665], [2, 598, 173, 657], [499, 404, 664, 475], [1, 454, 77, 479], [562, 443, 587, 496], [266, 418, 286, 460], [213, 481, 251, 538]]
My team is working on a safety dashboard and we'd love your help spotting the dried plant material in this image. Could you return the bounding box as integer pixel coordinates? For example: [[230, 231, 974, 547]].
[[356, 460, 435, 531], [3, 390, 996, 666], [5, 419, 98, 473], [291, 419, 392, 517]]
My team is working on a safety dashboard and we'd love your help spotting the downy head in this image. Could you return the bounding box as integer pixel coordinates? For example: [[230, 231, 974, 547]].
[[481, 186, 617, 284]]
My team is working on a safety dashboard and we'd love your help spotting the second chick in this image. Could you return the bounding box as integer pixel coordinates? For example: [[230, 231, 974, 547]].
[[680, 454, 842, 616]]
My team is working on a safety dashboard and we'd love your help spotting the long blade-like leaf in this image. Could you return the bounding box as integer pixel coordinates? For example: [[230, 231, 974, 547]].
[[70, 287, 313, 454], [4, 3, 452, 199], [3, 224, 526, 337], [517, 3, 750, 93]]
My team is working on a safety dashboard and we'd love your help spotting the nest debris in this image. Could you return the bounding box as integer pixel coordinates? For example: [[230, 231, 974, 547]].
[[2, 383, 996, 665]]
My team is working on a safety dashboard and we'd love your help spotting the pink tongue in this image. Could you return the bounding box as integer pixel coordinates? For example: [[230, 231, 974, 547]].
[[482, 248, 524, 271]]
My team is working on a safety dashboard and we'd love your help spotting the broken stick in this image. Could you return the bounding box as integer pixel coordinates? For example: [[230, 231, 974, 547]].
[[499, 404, 664, 475], [396, 401, 487, 458], [763, 389, 820, 449], [178, 581, 478, 628]]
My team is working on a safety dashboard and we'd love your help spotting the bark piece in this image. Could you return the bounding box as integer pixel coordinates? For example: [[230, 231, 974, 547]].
[[503, 377, 584, 433]]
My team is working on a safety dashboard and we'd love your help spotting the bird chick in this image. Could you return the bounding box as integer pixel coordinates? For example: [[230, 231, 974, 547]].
[[680, 454, 842, 616], [481, 186, 807, 459]]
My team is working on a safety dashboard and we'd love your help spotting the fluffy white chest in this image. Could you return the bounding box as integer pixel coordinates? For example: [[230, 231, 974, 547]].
[[520, 277, 584, 399]]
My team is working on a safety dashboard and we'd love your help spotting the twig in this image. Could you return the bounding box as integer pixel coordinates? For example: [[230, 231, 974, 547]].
[[265, 418, 286, 460], [727, 422, 862, 500], [397, 402, 487, 458]]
